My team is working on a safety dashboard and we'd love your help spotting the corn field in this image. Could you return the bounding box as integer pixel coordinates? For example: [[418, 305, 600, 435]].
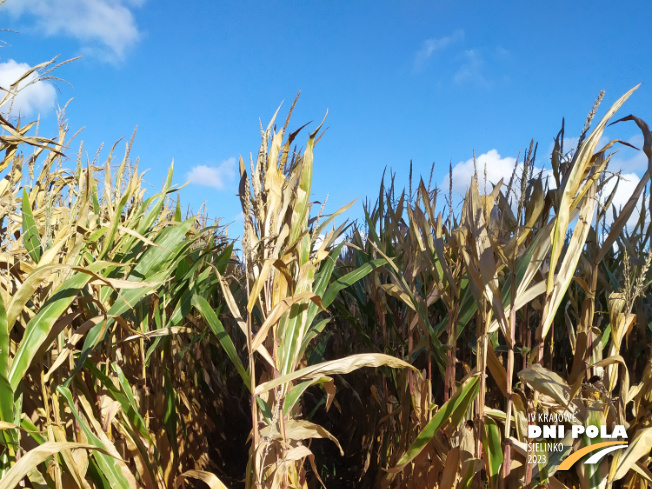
[[0, 55, 651, 489]]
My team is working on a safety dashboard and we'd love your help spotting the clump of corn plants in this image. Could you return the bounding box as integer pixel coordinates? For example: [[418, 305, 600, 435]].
[[0, 58, 236, 489], [322, 87, 651, 488], [1, 45, 651, 489]]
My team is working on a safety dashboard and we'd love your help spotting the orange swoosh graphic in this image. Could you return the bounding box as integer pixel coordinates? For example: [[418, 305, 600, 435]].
[[557, 441, 628, 471]]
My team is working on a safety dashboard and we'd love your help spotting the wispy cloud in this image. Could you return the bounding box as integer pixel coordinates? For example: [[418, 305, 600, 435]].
[[413, 30, 464, 72], [413, 33, 507, 86], [453, 49, 486, 85], [0, 60, 57, 118], [187, 157, 237, 190], [4, 0, 144, 62]]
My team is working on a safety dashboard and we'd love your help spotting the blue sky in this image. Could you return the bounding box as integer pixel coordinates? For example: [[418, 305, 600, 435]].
[[1, 0, 651, 233]]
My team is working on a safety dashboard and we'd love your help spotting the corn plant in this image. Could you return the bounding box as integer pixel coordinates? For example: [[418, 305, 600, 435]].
[[214, 101, 417, 488]]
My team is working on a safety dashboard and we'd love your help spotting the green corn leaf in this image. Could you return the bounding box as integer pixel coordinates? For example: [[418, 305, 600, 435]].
[[288, 120, 323, 247], [85, 361, 151, 443], [21, 189, 41, 263], [174, 193, 182, 222], [392, 374, 480, 471], [302, 318, 331, 361], [0, 375, 11, 424], [57, 386, 134, 489], [0, 293, 8, 390], [88, 226, 109, 243], [313, 243, 344, 299], [134, 164, 175, 238], [192, 294, 250, 388], [92, 185, 101, 214], [483, 416, 503, 489], [0, 295, 15, 466], [283, 377, 332, 416], [322, 258, 386, 308], [20, 417, 46, 445], [9, 261, 108, 392], [98, 192, 132, 260], [78, 219, 195, 363], [129, 218, 195, 280], [0, 441, 115, 489]]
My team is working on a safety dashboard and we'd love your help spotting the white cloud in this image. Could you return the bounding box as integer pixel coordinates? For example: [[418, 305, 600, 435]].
[[560, 136, 580, 153], [447, 148, 646, 229], [551, 135, 612, 159], [4, 0, 143, 62], [548, 134, 648, 175], [453, 49, 485, 85], [447, 149, 537, 196], [610, 134, 648, 174], [314, 232, 346, 251], [413, 30, 464, 71], [600, 171, 642, 217], [187, 158, 237, 190], [551, 135, 647, 228], [0, 60, 57, 118]]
